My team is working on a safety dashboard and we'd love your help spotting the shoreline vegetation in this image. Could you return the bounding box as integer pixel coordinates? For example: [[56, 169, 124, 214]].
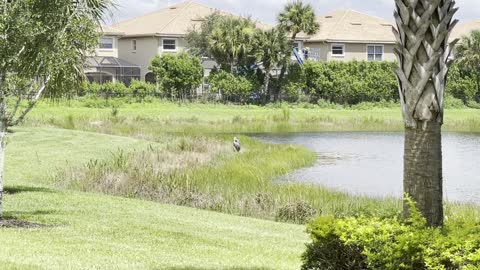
[[1, 100, 479, 269], [23, 100, 480, 222], [22, 99, 480, 133]]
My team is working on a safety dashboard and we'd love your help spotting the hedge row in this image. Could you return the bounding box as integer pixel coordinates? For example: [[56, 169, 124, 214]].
[[79, 80, 156, 99], [80, 61, 479, 105], [283, 61, 399, 104], [283, 61, 479, 105]]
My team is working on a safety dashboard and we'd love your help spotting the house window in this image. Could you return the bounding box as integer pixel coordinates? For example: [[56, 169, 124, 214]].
[[132, 40, 137, 51], [331, 44, 345, 57], [367, 45, 384, 61], [99, 37, 113, 49], [163, 39, 176, 51]]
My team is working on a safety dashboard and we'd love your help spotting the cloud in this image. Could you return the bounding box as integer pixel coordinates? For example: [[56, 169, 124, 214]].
[[108, 0, 479, 25]]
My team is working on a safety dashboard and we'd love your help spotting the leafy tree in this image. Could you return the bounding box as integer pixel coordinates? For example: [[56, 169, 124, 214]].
[[254, 27, 290, 101], [185, 12, 224, 58], [447, 63, 478, 103], [278, 0, 320, 41], [208, 16, 257, 73], [277, 1, 319, 100], [209, 70, 252, 103], [455, 30, 480, 101], [0, 0, 110, 218], [393, 0, 458, 227], [149, 53, 203, 100]]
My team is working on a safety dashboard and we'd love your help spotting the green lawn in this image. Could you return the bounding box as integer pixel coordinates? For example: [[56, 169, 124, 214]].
[[2, 101, 480, 269], [1, 127, 307, 270]]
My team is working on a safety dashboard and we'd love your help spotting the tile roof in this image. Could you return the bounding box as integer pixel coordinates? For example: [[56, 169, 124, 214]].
[[99, 25, 124, 36], [112, 1, 270, 37], [451, 20, 480, 42], [306, 9, 396, 44]]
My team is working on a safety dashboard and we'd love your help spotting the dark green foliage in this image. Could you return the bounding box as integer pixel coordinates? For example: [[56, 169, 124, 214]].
[[286, 61, 399, 104], [128, 80, 156, 101], [454, 30, 480, 103], [447, 63, 479, 103], [302, 216, 367, 270], [149, 52, 203, 99], [303, 199, 480, 270], [209, 70, 252, 103]]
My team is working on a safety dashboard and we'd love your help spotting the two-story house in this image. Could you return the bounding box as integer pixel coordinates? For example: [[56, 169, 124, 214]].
[[296, 10, 397, 62], [85, 25, 141, 85], [111, 1, 269, 82], [102, 1, 479, 83], [299, 10, 480, 63]]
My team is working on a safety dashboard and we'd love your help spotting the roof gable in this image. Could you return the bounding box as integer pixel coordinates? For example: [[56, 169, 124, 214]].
[[308, 10, 395, 43], [451, 20, 480, 41], [112, 1, 269, 37]]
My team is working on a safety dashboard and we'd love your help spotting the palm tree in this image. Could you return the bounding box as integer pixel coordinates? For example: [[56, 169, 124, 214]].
[[254, 27, 290, 101], [393, 0, 459, 227], [277, 1, 319, 100], [278, 1, 319, 40], [208, 16, 256, 74], [456, 30, 480, 97]]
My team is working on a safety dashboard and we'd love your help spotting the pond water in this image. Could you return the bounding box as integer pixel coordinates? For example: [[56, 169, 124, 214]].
[[253, 132, 480, 203]]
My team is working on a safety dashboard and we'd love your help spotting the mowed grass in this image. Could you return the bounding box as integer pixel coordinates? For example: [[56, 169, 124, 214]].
[[1, 127, 307, 270]]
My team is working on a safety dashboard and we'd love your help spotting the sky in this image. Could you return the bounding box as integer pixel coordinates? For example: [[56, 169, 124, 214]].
[[108, 0, 480, 25]]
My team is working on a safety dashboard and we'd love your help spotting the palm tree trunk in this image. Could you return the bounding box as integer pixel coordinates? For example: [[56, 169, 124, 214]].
[[404, 121, 443, 227], [264, 68, 272, 102], [277, 32, 298, 102], [393, 0, 458, 227]]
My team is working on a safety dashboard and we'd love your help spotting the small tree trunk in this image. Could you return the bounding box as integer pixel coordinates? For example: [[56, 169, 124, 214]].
[[264, 68, 271, 102], [0, 120, 6, 218], [404, 121, 443, 227]]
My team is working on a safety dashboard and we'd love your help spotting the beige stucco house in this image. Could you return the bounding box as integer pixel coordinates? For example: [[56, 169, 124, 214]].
[[86, 25, 141, 84], [111, 1, 268, 82], [96, 1, 480, 83], [295, 10, 396, 63]]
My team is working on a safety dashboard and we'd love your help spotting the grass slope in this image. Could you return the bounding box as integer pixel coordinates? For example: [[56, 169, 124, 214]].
[[1, 128, 306, 270]]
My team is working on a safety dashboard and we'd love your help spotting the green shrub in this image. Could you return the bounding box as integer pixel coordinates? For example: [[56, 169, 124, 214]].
[[303, 199, 480, 270], [300, 61, 398, 105], [149, 52, 203, 99], [128, 80, 155, 101], [209, 70, 252, 102], [447, 63, 479, 103], [444, 95, 465, 109]]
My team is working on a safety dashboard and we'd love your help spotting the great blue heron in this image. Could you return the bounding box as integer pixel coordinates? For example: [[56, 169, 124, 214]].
[[233, 137, 241, 152]]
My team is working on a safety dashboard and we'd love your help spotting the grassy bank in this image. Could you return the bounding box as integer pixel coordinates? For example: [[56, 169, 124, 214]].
[[1, 127, 308, 269], [22, 100, 480, 133], [2, 101, 479, 269], [55, 135, 401, 223]]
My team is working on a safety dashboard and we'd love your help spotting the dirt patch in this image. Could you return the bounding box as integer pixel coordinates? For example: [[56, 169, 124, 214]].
[[0, 219, 47, 229]]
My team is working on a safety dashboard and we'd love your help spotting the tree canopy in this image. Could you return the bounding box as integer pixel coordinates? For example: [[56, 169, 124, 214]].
[[149, 53, 204, 99], [277, 0, 320, 40]]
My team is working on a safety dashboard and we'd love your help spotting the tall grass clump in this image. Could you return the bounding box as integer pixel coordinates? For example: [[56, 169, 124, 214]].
[[54, 135, 401, 223]]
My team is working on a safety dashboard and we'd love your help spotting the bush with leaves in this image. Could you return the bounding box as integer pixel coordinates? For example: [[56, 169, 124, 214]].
[[446, 63, 478, 103], [149, 52, 203, 99], [302, 198, 480, 270], [296, 61, 399, 104], [208, 70, 252, 102], [128, 80, 155, 101]]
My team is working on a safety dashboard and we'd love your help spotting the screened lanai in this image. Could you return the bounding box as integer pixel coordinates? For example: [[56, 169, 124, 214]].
[[85, 56, 141, 85]]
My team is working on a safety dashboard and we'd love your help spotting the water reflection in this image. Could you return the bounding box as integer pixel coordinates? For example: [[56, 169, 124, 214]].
[[253, 132, 480, 203]]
